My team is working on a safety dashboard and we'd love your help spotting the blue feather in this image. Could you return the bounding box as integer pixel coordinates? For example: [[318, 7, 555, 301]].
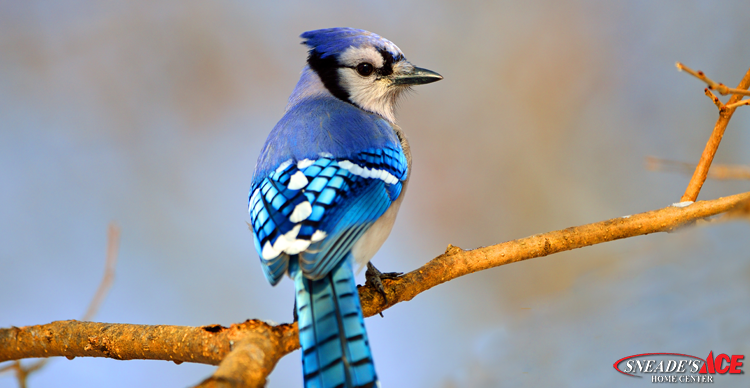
[[301, 28, 404, 63], [253, 96, 402, 186], [294, 258, 377, 388], [249, 144, 406, 284]]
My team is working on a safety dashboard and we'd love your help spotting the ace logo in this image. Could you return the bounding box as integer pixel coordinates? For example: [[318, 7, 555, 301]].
[[696, 351, 744, 374], [614, 351, 745, 383]]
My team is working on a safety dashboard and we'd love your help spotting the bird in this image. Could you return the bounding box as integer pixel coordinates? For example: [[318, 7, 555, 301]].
[[247, 27, 442, 388]]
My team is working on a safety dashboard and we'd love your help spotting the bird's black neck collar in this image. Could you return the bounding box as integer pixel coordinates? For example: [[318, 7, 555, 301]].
[[307, 50, 351, 104]]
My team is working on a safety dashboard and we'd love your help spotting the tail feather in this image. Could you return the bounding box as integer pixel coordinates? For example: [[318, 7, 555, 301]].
[[295, 258, 378, 388]]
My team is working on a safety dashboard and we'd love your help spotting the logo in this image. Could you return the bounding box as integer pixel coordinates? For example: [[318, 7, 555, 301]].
[[613, 352, 744, 383]]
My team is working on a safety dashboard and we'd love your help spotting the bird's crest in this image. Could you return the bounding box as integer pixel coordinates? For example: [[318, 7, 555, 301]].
[[301, 28, 404, 62]]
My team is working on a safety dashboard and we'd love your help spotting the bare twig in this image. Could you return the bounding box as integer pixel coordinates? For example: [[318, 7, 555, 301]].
[[704, 88, 724, 109], [83, 223, 120, 321], [0, 361, 45, 388], [2, 358, 48, 388], [677, 65, 750, 202], [677, 62, 750, 97], [724, 98, 750, 110], [646, 157, 750, 180]]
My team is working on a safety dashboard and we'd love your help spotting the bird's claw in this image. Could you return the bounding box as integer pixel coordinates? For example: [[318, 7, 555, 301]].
[[365, 262, 402, 305]]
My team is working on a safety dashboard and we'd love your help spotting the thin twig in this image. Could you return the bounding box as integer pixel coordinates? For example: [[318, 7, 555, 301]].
[[704, 88, 724, 110], [83, 223, 120, 321], [724, 98, 750, 110], [679, 65, 750, 202], [677, 62, 750, 96], [0, 223, 121, 387], [0, 354, 45, 388], [646, 157, 750, 180]]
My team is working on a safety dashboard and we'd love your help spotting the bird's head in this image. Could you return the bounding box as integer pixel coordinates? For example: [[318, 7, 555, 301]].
[[301, 28, 442, 123]]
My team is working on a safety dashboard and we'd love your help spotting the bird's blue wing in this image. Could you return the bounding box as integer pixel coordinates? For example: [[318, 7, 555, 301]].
[[248, 146, 407, 285]]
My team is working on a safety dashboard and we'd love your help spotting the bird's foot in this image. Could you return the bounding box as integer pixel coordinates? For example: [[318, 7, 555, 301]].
[[365, 262, 402, 306]]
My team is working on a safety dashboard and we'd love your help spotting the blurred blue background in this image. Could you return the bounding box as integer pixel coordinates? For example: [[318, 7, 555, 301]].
[[2, 1, 750, 387]]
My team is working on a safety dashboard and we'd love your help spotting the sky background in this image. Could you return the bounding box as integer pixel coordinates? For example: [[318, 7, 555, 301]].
[[2, 1, 750, 387]]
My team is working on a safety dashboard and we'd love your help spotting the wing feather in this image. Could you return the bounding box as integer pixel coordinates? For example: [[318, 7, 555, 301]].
[[249, 146, 407, 284]]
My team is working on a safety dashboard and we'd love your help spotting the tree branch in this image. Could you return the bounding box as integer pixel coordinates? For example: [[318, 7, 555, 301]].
[[675, 64, 750, 202], [2, 191, 749, 388], [0, 320, 296, 366], [359, 191, 750, 316]]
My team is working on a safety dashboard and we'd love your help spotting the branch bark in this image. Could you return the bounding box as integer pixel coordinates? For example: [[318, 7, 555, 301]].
[[0, 320, 297, 366], [2, 191, 749, 387]]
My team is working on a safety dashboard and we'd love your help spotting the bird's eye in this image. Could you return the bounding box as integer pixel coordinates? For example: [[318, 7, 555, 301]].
[[356, 63, 374, 77]]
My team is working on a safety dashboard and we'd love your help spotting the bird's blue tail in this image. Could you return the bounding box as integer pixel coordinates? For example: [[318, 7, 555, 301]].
[[293, 257, 378, 388]]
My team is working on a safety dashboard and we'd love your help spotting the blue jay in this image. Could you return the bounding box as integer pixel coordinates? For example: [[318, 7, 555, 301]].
[[248, 28, 441, 388]]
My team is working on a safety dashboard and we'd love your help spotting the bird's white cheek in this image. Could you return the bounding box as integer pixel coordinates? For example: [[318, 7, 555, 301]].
[[337, 70, 374, 97], [337, 69, 395, 122]]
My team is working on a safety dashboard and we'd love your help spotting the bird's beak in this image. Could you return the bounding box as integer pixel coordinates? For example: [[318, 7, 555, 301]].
[[392, 66, 443, 86]]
